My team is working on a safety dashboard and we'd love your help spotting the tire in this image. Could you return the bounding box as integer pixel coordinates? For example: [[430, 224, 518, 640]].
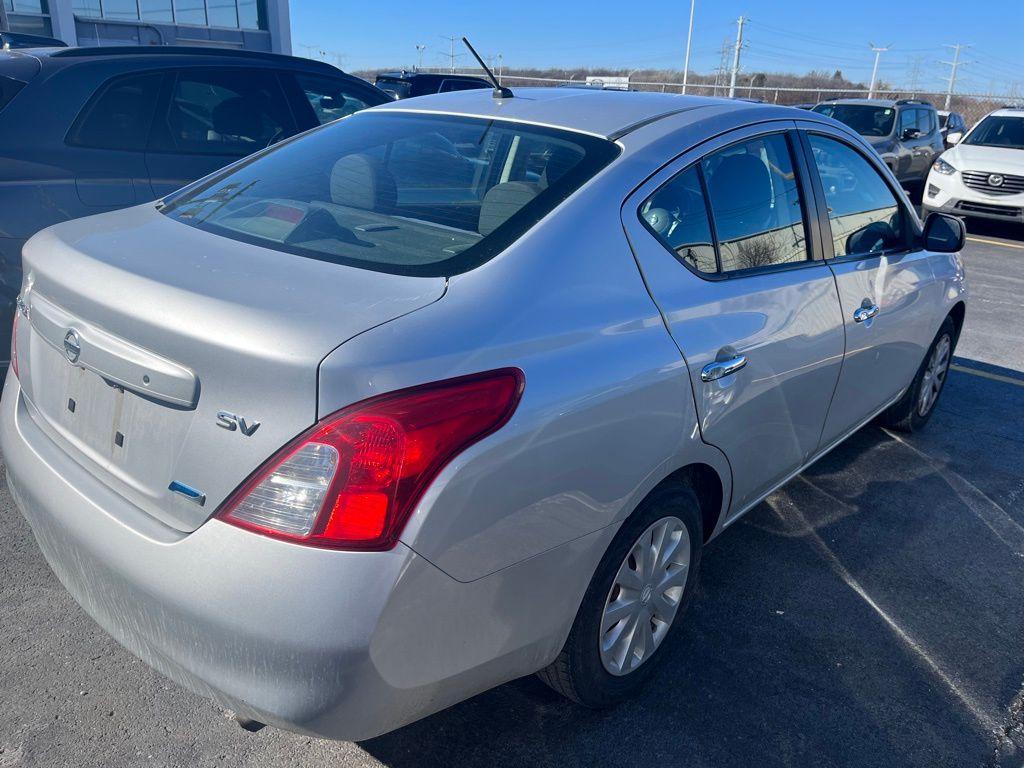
[[879, 315, 956, 433], [537, 483, 703, 708]]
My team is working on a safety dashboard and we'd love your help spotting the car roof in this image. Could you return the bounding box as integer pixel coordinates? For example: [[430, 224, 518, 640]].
[[377, 71, 487, 83], [818, 97, 936, 110], [369, 87, 762, 140], [991, 107, 1024, 118]]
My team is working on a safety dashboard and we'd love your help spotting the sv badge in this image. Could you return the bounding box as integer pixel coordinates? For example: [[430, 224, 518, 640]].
[[216, 411, 261, 436]]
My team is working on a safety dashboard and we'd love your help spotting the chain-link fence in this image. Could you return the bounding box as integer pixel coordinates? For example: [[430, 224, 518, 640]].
[[426, 70, 1016, 128]]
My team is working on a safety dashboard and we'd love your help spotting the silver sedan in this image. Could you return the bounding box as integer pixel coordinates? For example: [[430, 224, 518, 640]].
[[1, 87, 967, 740]]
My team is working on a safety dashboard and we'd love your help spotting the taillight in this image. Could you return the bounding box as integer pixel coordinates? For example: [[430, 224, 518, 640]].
[[216, 368, 525, 550], [10, 309, 19, 379]]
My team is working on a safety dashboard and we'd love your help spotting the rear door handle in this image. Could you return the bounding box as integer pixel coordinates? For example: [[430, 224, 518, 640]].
[[701, 355, 747, 382], [853, 303, 880, 323]]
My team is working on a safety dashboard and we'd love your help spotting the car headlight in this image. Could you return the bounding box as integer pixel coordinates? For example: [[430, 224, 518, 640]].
[[932, 157, 957, 176]]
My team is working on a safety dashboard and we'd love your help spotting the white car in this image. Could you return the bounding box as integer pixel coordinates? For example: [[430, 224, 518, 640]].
[[925, 107, 1024, 225]]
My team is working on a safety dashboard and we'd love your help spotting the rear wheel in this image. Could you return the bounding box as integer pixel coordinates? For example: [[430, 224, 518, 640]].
[[537, 484, 702, 707], [880, 316, 955, 432]]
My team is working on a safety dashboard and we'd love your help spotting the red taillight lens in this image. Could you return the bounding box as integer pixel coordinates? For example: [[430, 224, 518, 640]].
[[216, 368, 525, 550], [10, 309, 19, 380]]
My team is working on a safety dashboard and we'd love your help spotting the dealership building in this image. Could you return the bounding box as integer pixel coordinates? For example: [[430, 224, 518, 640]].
[[1, 0, 291, 53]]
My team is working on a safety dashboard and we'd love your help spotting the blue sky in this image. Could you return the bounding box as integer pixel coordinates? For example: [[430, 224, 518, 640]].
[[291, 0, 1022, 94]]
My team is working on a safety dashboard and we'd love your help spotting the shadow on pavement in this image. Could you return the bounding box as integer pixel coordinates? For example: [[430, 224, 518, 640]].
[[360, 365, 1024, 768]]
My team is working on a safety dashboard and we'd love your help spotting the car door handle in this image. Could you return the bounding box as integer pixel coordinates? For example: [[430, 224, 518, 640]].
[[701, 355, 747, 382], [853, 304, 880, 323]]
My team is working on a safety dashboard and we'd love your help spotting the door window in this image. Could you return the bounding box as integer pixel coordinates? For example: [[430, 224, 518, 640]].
[[293, 73, 378, 125], [807, 134, 904, 258], [638, 166, 717, 274], [151, 68, 295, 156], [67, 72, 163, 151], [701, 133, 810, 273]]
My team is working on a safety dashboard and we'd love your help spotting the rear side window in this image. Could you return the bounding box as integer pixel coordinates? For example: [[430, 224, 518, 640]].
[[160, 112, 619, 277], [0, 75, 26, 113], [639, 166, 717, 273], [293, 73, 381, 125], [807, 134, 904, 258], [702, 134, 809, 273], [439, 79, 488, 93], [67, 72, 163, 151], [150, 68, 295, 156]]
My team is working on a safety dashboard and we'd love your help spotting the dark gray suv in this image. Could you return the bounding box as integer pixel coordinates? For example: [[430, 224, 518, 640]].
[[0, 45, 389, 367], [812, 98, 945, 188]]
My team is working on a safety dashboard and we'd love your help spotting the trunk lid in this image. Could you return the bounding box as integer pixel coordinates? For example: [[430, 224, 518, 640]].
[[16, 203, 445, 532]]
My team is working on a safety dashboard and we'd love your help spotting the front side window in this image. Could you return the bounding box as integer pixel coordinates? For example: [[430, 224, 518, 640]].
[[293, 73, 380, 125], [67, 72, 163, 151], [898, 108, 919, 136], [813, 104, 895, 137], [807, 134, 904, 258], [964, 116, 1024, 150], [702, 134, 809, 273], [375, 79, 409, 100], [151, 68, 294, 156], [160, 112, 619, 276]]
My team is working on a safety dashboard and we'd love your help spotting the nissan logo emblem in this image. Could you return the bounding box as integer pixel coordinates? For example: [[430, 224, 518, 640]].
[[63, 329, 81, 364], [988, 174, 1005, 187]]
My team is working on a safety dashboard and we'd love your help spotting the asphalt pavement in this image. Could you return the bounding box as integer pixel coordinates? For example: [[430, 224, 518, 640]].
[[1, 221, 1023, 768]]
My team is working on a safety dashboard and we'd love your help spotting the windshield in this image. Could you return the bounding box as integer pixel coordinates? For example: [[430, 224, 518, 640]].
[[964, 116, 1024, 150], [375, 79, 410, 100], [161, 112, 619, 277], [812, 104, 896, 137]]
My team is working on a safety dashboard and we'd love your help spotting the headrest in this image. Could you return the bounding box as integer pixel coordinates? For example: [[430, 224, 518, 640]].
[[330, 154, 397, 212], [478, 181, 542, 237], [707, 154, 772, 239], [211, 97, 263, 141]]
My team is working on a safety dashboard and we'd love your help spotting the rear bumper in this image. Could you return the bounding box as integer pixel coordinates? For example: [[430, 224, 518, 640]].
[[1, 375, 607, 740]]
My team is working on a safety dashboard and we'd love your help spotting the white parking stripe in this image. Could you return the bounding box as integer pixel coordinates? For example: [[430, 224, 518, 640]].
[[950, 363, 1024, 388]]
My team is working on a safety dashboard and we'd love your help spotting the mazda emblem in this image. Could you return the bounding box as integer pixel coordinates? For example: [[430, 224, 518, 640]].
[[988, 174, 1005, 187], [63, 329, 81, 364]]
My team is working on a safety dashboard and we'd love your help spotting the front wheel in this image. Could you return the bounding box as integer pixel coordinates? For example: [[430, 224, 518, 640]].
[[537, 484, 703, 708], [879, 316, 955, 432]]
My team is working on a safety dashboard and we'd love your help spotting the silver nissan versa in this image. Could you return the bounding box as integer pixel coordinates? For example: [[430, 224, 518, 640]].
[[1, 88, 968, 741]]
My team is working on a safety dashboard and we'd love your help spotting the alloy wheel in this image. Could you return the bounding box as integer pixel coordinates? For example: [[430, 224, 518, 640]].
[[918, 334, 952, 417]]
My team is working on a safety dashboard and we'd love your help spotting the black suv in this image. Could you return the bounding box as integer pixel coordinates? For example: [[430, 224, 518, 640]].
[[0, 45, 389, 366], [374, 71, 490, 99], [812, 98, 945, 187]]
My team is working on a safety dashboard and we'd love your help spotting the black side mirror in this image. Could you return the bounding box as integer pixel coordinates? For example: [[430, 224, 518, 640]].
[[922, 212, 966, 253], [901, 127, 921, 140]]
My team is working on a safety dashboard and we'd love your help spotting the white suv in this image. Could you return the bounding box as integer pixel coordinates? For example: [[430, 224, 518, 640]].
[[925, 107, 1024, 225]]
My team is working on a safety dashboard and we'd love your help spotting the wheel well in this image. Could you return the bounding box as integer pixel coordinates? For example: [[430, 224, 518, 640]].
[[948, 301, 966, 342], [656, 464, 724, 543]]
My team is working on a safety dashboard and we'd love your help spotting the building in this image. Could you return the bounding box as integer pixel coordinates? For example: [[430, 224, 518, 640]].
[[0, 0, 290, 54]]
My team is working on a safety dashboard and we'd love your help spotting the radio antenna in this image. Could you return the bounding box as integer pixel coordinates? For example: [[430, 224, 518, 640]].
[[462, 37, 513, 99]]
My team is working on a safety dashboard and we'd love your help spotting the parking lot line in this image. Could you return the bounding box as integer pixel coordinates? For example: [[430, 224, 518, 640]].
[[966, 236, 1024, 251], [950, 363, 1024, 388]]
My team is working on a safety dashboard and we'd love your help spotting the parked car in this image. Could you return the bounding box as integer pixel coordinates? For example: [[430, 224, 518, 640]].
[[925, 106, 1024, 225], [2, 89, 967, 741], [0, 31, 67, 49], [0, 45, 390, 371], [812, 98, 945, 188], [374, 70, 490, 99], [938, 109, 968, 148]]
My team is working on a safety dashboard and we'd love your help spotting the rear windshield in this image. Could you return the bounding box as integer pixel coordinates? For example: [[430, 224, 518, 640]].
[[813, 104, 896, 137], [375, 79, 409, 99], [161, 112, 619, 276]]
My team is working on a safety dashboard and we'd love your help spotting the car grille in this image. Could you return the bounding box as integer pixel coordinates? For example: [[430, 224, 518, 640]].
[[961, 170, 1024, 196], [955, 200, 1023, 218]]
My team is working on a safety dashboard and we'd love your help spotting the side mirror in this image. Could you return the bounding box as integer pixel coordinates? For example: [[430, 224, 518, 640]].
[[901, 127, 922, 140], [946, 131, 963, 145], [922, 212, 966, 253]]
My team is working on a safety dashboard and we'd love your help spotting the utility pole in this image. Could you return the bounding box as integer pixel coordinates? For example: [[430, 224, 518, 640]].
[[415, 44, 426, 70], [868, 43, 890, 99], [0, 1, 9, 33], [681, 0, 696, 95], [440, 34, 459, 73], [906, 55, 924, 96], [941, 43, 969, 110], [727, 15, 746, 99], [497, 52, 503, 78], [713, 38, 730, 96]]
